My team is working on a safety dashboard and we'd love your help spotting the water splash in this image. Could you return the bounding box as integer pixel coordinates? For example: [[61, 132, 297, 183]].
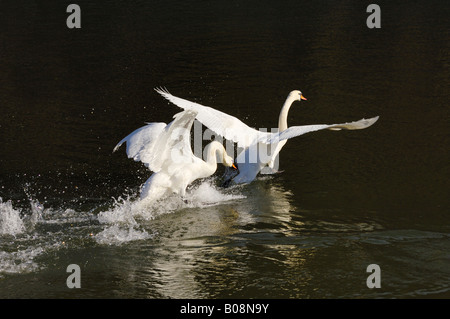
[[0, 197, 46, 277], [94, 179, 246, 245], [0, 198, 26, 236], [98, 179, 244, 223], [94, 225, 153, 245], [0, 247, 43, 277], [0, 177, 246, 278]]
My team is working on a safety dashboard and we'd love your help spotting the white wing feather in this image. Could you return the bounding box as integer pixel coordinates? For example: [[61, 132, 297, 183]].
[[155, 87, 270, 148], [155, 88, 378, 148], [113, 122, 166, 162], [261, 116, 379, 144], [113, 110, 198, 172], [153, 110, 198, 171]]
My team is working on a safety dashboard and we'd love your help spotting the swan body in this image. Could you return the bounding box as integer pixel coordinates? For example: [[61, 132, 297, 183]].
[[155, 88, 379, 185], [113, 110, 235, 201]]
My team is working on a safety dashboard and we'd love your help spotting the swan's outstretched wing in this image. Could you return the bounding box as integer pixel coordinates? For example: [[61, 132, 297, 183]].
[[113, 110, 198, 172], [113, 122, 167, 162], [162, 110, 199, 167], [155, 87, 269, 148], [261, 116, 379, 144], [156, 88, 379, 147]]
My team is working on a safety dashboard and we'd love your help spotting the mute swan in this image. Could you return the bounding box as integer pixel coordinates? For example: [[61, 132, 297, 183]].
[[155, 88, 379, 185], [113, 110, 236, 201]]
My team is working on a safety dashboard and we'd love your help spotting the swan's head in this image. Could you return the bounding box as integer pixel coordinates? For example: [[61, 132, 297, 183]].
[[206, 141, 237, 169], [289, 90, 307, 102], [223, 153, 237, 170]]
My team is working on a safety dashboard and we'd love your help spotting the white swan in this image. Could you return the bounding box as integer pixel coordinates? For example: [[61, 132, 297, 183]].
[[155, 88, 379, 185], [113, 110, 236, 201]]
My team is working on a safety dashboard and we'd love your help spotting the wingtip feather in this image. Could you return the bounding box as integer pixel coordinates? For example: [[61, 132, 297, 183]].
[[112, 141, 123, 153], [154, 86, 170, 96]]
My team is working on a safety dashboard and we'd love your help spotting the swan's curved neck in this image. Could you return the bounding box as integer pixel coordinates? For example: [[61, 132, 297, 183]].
[[278, 95, 297, 132], [204, 142, 225, 170]]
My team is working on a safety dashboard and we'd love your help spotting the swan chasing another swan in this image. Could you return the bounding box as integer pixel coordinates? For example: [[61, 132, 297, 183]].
[[113, 110, 236, 202], [155, 88, 379, 185]]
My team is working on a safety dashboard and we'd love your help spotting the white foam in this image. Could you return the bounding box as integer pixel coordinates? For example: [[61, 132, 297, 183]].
[[94, 179, 245, 245], [98, 180, 245, 223], [94, 225, 152, 245], [0, 247, 43, 277], [0, 198, 25, 236], [186, 181, 246, 207], [1, 183, 243, 272]]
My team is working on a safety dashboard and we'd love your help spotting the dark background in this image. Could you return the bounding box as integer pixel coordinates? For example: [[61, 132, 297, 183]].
[[1, 1, 448, 215]]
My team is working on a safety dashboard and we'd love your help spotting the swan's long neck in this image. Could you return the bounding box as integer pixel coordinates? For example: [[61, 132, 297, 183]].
[[203, 141, 225, 173], [278, 95, 297, 132]]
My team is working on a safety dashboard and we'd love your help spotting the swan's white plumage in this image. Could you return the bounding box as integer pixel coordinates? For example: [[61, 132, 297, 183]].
[[114, 110, 235, 200], [155, 88, 379, 184], [260, 116, 379, 144], [114, 111, 197, 173], [113, 122, 166, 170], [155, 87, 270, 148]]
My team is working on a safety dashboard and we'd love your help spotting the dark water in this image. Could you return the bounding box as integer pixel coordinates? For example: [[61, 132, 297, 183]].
[[0, 0, 449, 299]]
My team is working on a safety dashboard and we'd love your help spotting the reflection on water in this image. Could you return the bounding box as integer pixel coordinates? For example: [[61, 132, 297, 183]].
[[93, 179, 448, 299], [1, 174, 449, 298]]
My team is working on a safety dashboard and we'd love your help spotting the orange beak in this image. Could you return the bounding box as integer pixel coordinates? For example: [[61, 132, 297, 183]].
[[232, 164, 237, 170], [301, 95, 307, 101]]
